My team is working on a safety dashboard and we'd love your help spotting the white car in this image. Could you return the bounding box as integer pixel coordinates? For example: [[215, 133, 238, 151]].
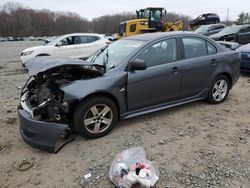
[[20, 33, 110, 66]]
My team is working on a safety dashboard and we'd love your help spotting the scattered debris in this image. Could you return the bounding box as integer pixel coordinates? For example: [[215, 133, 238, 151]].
[[83, 173, 91, 179], [17, 160, 33, 171], [109, 147, 159, 188]]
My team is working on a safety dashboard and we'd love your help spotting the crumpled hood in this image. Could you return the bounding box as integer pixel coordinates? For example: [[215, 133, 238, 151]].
[[26, 56, 93, 76], [217, 41, 240, 50], [239, 43, 250, 53], [210, 32, 236, 39]]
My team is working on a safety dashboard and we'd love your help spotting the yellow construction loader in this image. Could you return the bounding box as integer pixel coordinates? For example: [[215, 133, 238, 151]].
[[116, 7, 183, 39]]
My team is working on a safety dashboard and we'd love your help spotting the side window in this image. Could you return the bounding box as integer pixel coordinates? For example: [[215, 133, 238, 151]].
[[73, 36, 81, 44], [183, 37, 207, 58], [130, 24, 137, 32], [217, 25, 225, 29], [209, 26, 216, 31], [207, 42, 217, 55], [61, 37, 73, 46], [87, 36, 100, 43], [79, 36, 100, 43], [79, 36, 89, 43], [137, 38, 177, 67]]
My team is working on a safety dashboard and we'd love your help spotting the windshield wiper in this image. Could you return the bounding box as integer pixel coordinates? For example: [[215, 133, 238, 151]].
[[102, 49, 109, 72], [91, 46, 108, 63]]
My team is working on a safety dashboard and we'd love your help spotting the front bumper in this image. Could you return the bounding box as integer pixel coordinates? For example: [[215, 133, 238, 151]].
[[18, 109, 72, 153], [20, 55, 31, 67]]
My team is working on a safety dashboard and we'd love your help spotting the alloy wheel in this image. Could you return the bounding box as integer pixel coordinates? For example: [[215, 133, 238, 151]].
[[212, 79, 228, 102], [83, 104, 113, 134]]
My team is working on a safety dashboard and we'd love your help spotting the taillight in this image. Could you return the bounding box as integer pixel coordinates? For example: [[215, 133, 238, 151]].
[[105, 41, 111, 45]]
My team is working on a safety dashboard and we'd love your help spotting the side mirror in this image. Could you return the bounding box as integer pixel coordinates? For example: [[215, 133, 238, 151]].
[[129, 58, 147, 71], [56, 41, 62, 46]]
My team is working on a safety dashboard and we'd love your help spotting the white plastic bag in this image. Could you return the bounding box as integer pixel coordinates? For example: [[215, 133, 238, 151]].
[[109, 147, 159, 188]]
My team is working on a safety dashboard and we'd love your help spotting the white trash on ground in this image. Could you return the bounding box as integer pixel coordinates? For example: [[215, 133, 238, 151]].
[[109, 147, 159, 188]]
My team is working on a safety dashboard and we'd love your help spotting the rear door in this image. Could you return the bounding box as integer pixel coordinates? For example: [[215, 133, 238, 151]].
[[127, 38, 182, 111], [238, 26, 250, 44], [180, 37, 220, 98], [75, 36, 104, 58]]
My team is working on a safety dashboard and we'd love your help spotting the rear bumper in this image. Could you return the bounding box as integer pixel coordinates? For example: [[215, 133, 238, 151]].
[[18, 109, 70, 153]]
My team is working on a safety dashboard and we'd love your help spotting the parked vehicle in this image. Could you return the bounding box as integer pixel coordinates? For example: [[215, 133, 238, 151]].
[[238, 43, 250, 72], [7, 36, 14, 41], [14, 37, 24, 41], [116, 7, 183, 39], [210, 25, 250, 44], [104, 34, 116, 41], [190, 13, 220, 30], [0, 37, 7, 42], [195, 24, 225, 36], [217, 41, 240, 50], [20, 33, 110, 66], [18, 32, 240, 152]]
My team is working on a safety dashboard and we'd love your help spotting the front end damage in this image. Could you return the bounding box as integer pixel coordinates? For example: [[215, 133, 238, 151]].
[[18, 57, 104, 152]]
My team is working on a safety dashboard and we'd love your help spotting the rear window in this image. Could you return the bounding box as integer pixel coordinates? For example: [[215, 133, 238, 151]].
[[80, 36, 100, 43]]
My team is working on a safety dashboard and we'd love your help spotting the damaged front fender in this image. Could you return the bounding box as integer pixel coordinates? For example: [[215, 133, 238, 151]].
[[18, 109, 74, 153]]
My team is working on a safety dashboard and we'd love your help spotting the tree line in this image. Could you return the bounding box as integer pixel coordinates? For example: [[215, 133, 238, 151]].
[[0, 2, 193, 37], [1, 2, 248, 38]]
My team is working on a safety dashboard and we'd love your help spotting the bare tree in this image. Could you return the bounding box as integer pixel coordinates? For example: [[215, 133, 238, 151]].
[[0, 2, 194, 37]]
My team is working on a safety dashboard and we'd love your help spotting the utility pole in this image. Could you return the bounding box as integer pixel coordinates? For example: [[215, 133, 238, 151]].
[[226, 8, 229, 23]]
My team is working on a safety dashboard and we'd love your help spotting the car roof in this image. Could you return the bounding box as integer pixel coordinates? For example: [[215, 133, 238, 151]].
[[62, 33, 104, 37], [209, 23, 225, 26], [123, 31, 200, 41]]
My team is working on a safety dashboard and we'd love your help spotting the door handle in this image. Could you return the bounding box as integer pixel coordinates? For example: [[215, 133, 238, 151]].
[[210, 59, 217, 65], [171, 67, 179, 74]]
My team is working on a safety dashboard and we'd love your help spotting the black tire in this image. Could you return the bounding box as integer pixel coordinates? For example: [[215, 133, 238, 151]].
[[207, 75, 230, 104], [74, 96, 118, 138]]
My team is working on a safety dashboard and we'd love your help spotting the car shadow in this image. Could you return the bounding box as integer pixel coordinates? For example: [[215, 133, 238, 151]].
[[115, 100, 206, 130]]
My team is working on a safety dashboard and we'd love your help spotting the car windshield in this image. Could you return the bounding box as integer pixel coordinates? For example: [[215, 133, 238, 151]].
[[45, 36, 62, 46], [195, 25, 211, 33], [87, 39, 144, 70], [219, 26, 242, 34]]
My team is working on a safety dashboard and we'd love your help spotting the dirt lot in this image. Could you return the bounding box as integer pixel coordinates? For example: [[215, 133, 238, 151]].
[[0, 41, 250, 188]]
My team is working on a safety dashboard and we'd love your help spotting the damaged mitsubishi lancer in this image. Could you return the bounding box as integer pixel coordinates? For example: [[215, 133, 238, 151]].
[[18, 32, 240, 152]]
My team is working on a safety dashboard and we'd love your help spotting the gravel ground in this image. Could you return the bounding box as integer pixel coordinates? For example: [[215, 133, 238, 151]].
[[0, 41, 250, 188]]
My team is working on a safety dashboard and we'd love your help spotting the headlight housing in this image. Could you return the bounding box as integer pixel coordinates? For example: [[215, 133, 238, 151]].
[[21, 51, 34, 56]]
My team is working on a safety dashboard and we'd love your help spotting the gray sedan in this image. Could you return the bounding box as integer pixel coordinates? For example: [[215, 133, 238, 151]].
[[18, 32, 240, 152]]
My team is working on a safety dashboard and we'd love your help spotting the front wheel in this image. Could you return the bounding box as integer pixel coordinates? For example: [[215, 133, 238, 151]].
[[207, 75, 230, 104], [74, 96, 118, 138]]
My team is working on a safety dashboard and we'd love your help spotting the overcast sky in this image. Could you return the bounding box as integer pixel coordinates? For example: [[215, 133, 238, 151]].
[[1, 0, 250, 20]]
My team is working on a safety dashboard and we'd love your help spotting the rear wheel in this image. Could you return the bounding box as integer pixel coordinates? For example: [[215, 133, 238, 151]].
[[207, 75, 230, 104], [74, 96, 118, 138]]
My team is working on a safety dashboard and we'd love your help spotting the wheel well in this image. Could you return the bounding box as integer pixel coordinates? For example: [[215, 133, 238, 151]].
[[79, 92, 120, 117], [218, 73, 232, 89], [36, 53, 50, 56]]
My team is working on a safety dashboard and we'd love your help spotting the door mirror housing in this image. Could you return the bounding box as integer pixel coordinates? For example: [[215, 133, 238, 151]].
[[56, 41, 62, 46], [129, 58, 147, 71]]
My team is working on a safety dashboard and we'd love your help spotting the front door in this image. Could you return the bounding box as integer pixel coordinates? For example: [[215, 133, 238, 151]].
[[127, 38, 182, 111]]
